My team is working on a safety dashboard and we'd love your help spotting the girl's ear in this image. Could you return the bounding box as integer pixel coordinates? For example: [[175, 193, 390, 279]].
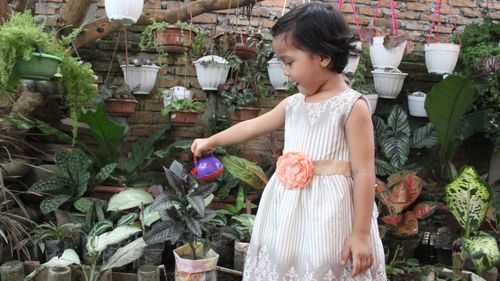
[[319, 56, 332, 68]]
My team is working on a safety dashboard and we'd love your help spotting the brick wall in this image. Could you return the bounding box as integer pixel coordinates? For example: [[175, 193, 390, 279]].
[[30, 0, 500, 165]]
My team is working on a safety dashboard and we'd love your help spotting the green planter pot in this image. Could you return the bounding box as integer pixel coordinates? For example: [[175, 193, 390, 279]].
[[13, 53, 62, 80]]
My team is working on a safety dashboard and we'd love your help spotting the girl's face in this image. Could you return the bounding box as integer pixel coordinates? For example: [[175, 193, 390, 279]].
[[272, 34, 332, 96]]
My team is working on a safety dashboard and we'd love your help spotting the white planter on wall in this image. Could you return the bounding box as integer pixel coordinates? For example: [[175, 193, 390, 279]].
[[424, 43, 460, 75], [121, 64, 160, 95], [104, 0, 144, 25], [364, 94, 379, 115], [267, 58, 288, 90], [193, 55, 229, 91], [371, 69, 408, 99], [408, 92, 427, 117], [162, 86, 193, 107], [343, 41, 362, 74], [369, 36, 406, 69]]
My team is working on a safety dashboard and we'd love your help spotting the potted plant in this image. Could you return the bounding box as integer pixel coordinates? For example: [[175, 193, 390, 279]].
[[144, 161, 223, 281], [100, 84, 139, 117], [444, 166, 500, 280], [231, 213, 256, 271], [104, 0, 144, 25], [30, 222, 82, 262], [216, 30, 263, 60], [162, 97, 204, 125], [162, 86, 193, 108], [369, 35, 407, 70], [343, 41, 363, 74], [371, 68, 408, 99], [407, 91, 427, 117], [0, 12, 97, 133], [220, 82, 260, 122], [119, 57, 160, 95], [140, 20, 197, 57], [193, 55, 230, 90]]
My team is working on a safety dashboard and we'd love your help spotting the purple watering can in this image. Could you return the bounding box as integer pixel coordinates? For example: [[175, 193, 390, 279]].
[[191, 154, 224, 182]]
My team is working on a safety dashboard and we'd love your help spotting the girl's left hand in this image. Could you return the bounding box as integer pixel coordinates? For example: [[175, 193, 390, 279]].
[[341, 233, 374, 277]]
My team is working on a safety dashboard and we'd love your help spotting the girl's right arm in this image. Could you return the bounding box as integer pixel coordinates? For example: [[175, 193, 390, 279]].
[[191, 97, 289, 156]]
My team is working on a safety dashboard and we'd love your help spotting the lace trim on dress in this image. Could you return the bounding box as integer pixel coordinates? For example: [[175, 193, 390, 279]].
[[243, 245, 387, 281]]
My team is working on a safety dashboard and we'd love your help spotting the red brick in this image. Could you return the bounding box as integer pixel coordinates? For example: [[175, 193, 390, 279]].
[[407, 3, 430, 11], [128, 111, 155, 124], [345, 15, 369, 25], [397, 11, 418, 20], [144, 1, 161, 9], [340, 5, 353, 14], [359, 7, 378, 16], [192, 14, 217, 24], [35, 4, 56, 15], [461, 8, 483, 17], [173, 126, 204, 138], [380, 1, 402, 9], [450, 0, 477, 8], [261, 0, 288, 8]]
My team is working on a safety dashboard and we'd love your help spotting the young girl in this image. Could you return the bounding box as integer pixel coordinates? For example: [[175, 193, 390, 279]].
[[192, 2, 386, 280]]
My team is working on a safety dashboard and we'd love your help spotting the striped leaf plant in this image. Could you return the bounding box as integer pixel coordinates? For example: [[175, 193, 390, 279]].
[[444, 166, 500, 278]]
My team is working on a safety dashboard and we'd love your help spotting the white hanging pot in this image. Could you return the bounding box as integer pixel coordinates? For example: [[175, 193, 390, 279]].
[[121, 64, 160, 95], [193, 55, 229, 91], [343, 41, 362, 74], [267, 58, 288, 90], [371, 69, 407, 99], [424, 43, 460, 75], [162, 86, 192, 107], [364, 94, 379, 115], [369, 36, 406, 69], [408, 92, 427, 117], [104, 0, 143, 25]]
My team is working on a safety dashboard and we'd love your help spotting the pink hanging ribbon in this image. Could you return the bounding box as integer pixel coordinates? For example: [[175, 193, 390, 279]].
[[426, 0, 461, 46], [338, 0, 361, 39], [338, 0, 343, 9], [371, 0, 381, 27], [371, 0, 398, 37]]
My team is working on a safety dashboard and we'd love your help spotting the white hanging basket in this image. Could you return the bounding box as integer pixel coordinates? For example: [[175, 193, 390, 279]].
[[369, 36, 406, 69], [343, 41, 362, 74], [364, 94, 379, 115], [104, 0, 144, 25], [193, 55, 229, 91], [121, 64, 160, 95], [408, 92, 427, 117], [372, 69, 407, 99], [162, 86, 193, 107], [267, 58, 288, 90], [424, 43, 460, 75]]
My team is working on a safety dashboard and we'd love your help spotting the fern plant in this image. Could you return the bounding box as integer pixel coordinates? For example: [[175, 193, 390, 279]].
[[373, 105, 439, 176]]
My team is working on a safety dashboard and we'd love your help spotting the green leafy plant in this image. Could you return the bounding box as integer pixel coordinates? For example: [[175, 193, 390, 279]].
[[445, 166, 500, 278], [375, 171, 440, 237], [373, 105, 439, 176], [386, 246, 443, 281], [161, 97, 204, 116], [455, 18, 499, 152], [30, 222, 81, 246], [221, 155, 268, 190], [0, 12, 97, 137], [28, 149, 117, 215], [143, 161, 229, 259]]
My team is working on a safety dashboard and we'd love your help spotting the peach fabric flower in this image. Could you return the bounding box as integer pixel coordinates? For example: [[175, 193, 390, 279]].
[[276, 152, 314, 189]]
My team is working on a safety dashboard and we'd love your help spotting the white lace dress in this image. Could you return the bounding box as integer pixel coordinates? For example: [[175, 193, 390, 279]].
[[243, 89, 387, 281]]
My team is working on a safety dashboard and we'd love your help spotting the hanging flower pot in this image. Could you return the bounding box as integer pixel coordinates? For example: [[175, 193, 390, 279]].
[[229, 107, 260, 122], [153, 26, 196, 54], [104, 0, 144, 25], [364, 93, 379, 115], [408, 91, 427, 117], [343, 41, 362, 74], [104, 98, 138, 117], [216, 32, 262, 60], [193, 55, 229, 90], [267, 58, 288, 90], [121, 64, 160, 95], [424, 43, 460, 75], [170, 110, 200, 125], [13, 53, 62, 80], [369, 36, 406, 69], [173, 243, 219, 281], [371, 69, 407, 99], [163, 86, 193, 107]]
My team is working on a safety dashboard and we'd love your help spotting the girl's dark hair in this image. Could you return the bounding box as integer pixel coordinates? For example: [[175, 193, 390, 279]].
[[271, 2, 360, 73]]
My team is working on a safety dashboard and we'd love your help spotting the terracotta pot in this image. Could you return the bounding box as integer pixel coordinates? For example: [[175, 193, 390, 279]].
[[153, 27, 195, 54], [170, 110, 199, 125], [217, 33, 261, 60], [229, 107, 260, 122], [105, 99, 138, 117]]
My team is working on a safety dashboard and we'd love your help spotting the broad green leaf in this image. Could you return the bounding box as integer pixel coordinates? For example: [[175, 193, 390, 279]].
[[221, 155, 268, 190], [122, 126, 168, 174], [185, 216, 202, 236], [0, 229, 7, 243], [80, 102, 127, 165], [426, 75, 475, 161], [117, 213, 139, 226], [154, 139, 192, 158], [464, 232, 500, 275], [413, 201, 440, 219], [89, 219, 113, 237], [55, 150, 91, 198], [395, 211, 418, 237], [143, 221, 174, 245], [101, 237, 147, 271], [87, 226, 141, 253], [445, 166, 490, 236], [375, 159, 396, 176], [141, 205, 160, 227], [107, 188, 153, 211], [372, 115, 386, 142], [74, 197, 95, 213], [43, 249, 81, 267], [187, 195, 205, 217], [381, 106, 411, 168], [40, 195, 71, 214], [411, 123, 439, 149], [95, 163, 117, 184], [29, 176, 71, 193]]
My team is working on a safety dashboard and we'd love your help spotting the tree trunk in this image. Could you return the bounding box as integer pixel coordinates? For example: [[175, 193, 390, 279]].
[[74, 0, 264, 48], [56, 0, 92, 36]]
